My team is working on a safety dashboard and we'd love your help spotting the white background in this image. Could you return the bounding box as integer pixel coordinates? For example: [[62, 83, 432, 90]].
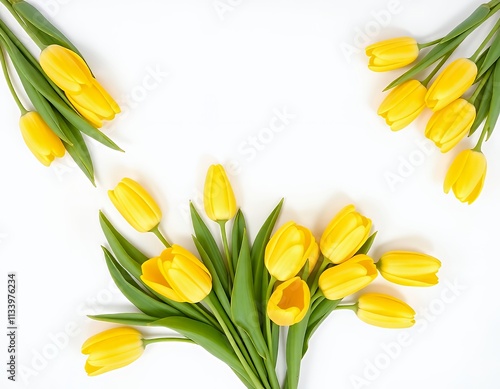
[[1, 0, 499, 388]]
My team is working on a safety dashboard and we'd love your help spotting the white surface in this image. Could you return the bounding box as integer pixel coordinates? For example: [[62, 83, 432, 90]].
[[0, 0, 499, 388]]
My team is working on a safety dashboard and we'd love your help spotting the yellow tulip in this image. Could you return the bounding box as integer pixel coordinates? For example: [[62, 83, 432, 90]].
[[377, 251, 441, 286], [356, 293, 415, 328], [19, 111, 65, 166], [319, 254, 377, 300], [425, 58, 477, 111], [377, 80, 427, 131], [265, 221, 319, 281], [81, 327, 144, 376], [320, 205, 372, 264], [366, 37, 419, 72], [140, 245, 212, 303], [40, 44, 120, 128], [444, 149, 487, 204], [108, 178, 162, 233], [267, 277, 310, 326], [204, 164, 237, 222], [425, 98, 476, 152]]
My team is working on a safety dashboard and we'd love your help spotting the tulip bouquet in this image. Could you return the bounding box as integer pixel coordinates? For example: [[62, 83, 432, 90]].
[[367, 0, 500, 204], [82, 164, 441, 388], [0, 0, 120, 184]]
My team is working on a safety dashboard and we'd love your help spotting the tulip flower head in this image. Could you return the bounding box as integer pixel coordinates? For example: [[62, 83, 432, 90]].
[[425, 98, 476, 152], [425, 58, 477, 112], [267, 277, 310, 326], [40, 44, 120, 128], [320, 205, 372, 264], [356, 293, 415, 328], [108, 178, 162, 233], [19, 111, 65, 166], [378, 80, 427, 131], [265, 221, 319, 281], [141, 245, 212, 303], [366, 37, 419, 72], [377, 251, 441, 286], [444, 149, 487, 204], [319, 254, 377, 300], [204, 164, 237, 222], [82, 327, 144, 376]]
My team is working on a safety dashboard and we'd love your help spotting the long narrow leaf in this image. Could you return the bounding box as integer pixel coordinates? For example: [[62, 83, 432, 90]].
[[303, 299, 340, 356], [440, 4, 490, 44], [285, 311, 310, 389], [89, 313, 159, 326], [231, 210, 246, 273], [485, 59, 500, 138]]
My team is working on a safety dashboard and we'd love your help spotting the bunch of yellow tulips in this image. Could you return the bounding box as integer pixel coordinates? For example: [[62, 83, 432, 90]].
[[82, 164, 441, 388], [0, 0, 120, 184], [368, 0, 500, 204]]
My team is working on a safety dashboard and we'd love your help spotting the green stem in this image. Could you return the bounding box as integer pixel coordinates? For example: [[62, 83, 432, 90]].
[[264, 276, 276, 362], [470, 17, 500, 62], [335, 303, 358, 312], [218, 220, 234, 285], [418, 38, 442, 49], [206, 296, 265, 389], [193, 302, 221, 330], [0, 41, 27, 114], [0, 0, 46, 49], [421, 53, 452, 87], [150, 225, 171, 247], [143, 337, 194, 346], [473, 125, 489, 151], [308, 256, 329, 296], [469, 67, 493, 104]]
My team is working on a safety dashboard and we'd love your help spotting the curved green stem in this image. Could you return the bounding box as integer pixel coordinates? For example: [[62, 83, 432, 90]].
[[421, 52, 452, 87], [470, 17, 500, 62], [0, 0, 46, 49], [218, 220, 234, 285], [150, 225, 171, 247], [0, 42, 27, 114], [418, 38, 442, 49], [264, 276, 276, 362], [469, 67, 493, 104], [206, 295, 265, 389], [473, 125, 489, 151], [143, 337, 194, 346]]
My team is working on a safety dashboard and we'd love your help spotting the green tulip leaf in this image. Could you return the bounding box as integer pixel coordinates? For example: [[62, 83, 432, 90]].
[[439, 4, 490, 44], [151, 316, 248, 381], [231, 209, 246, 273], [103, 247, 180, 317], [356, 232, 378, 256], [192, 236, 231, 315], [303, 298, 340, 356], [231, 232, 269, 359], [99, 212, 148, 264], [88, 313, 159, 326], [478, 32, 500, 79], [470, 74, 494, 136], [190, 203, 230, 294], [485, 59, 500, 139], [285, 310, 311, 389], [250, 199, 284, 314], [12, 1, 82, 55]]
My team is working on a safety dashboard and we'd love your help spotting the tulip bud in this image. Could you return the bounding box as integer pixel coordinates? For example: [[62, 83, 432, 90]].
[[265, 221, 319, 281], [40, 44, 120, 127], [204, 164, 237, 222], [267, 277, 310, 326], [319, 255, 377, 300], [366, 37, 419, 72], [81, 327, 144, 376], [19, 111, 65, 166], [425, 58, 477, 111], [356, 293, 415, 328], [377, 80, 427, 131], [108, 178, 162, 233], [377, 251, 441, 286], [444, 149, 487, 204], [425, 99, 476, 152], [320, 205, 372, 264], [140, 245, 212, 303]]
